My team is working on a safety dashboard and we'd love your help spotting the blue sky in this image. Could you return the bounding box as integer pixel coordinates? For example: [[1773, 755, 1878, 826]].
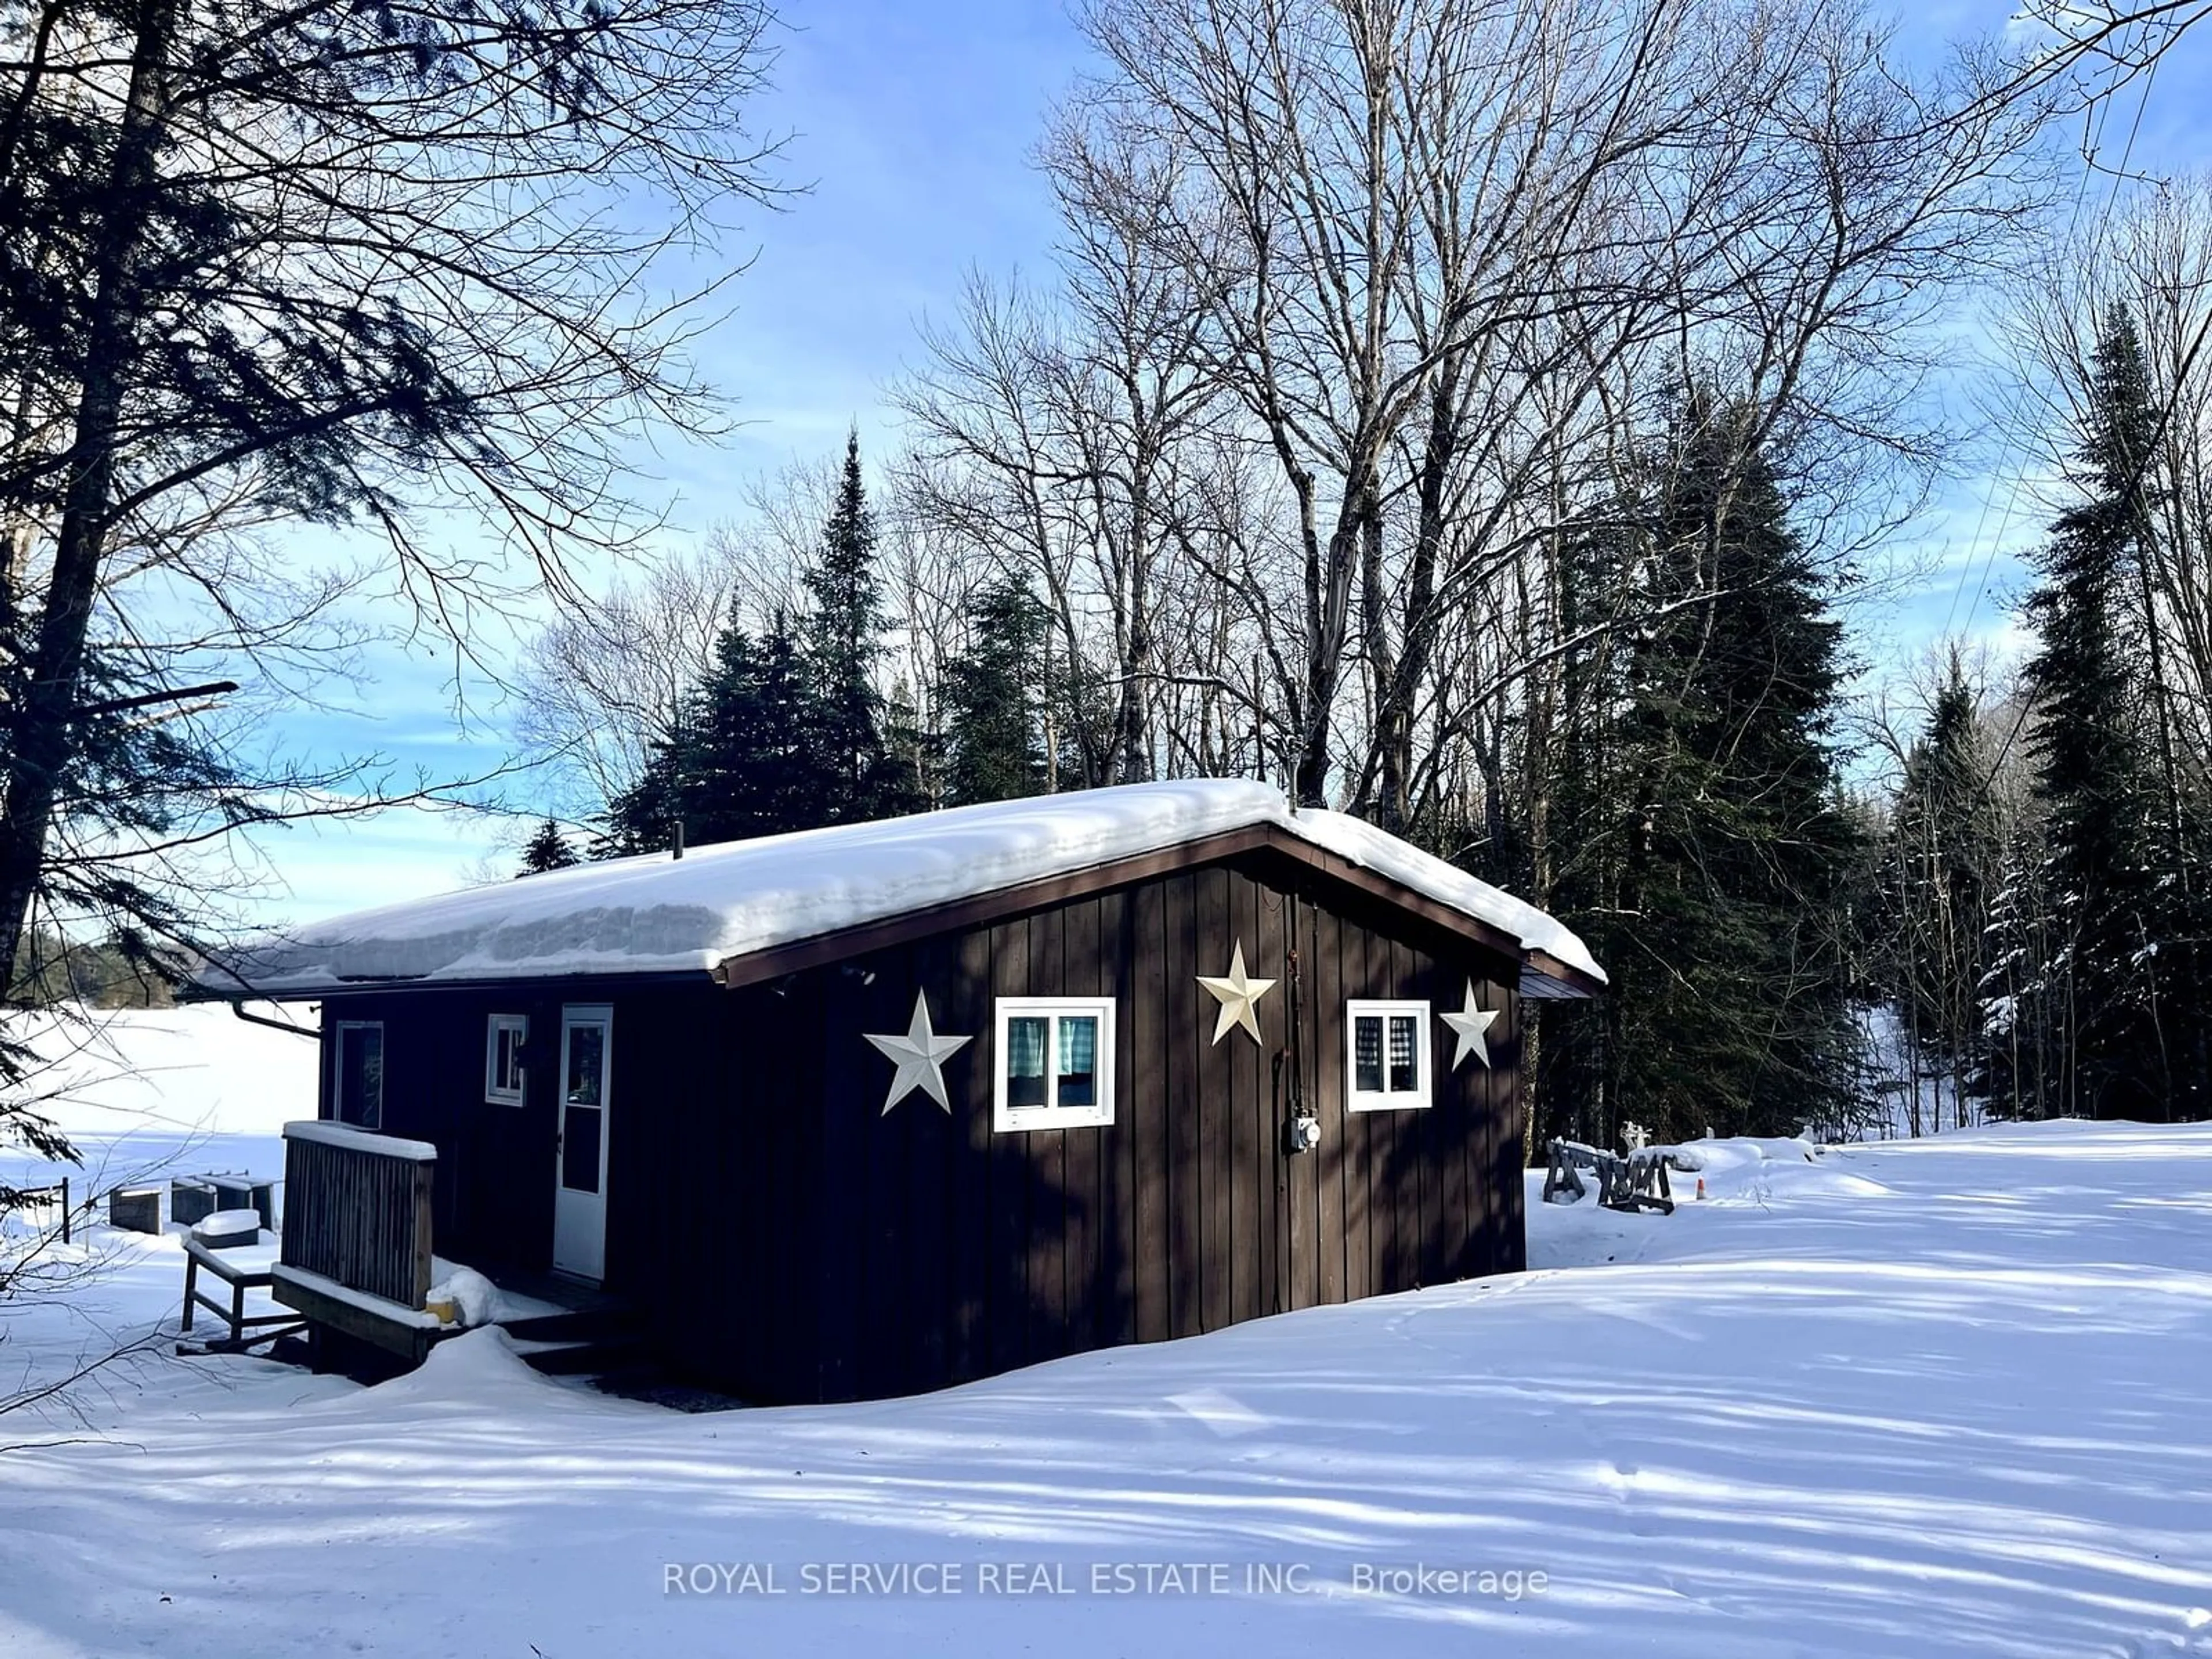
[[230, 0, 2212, 926], [234, 2, 1089, 921]]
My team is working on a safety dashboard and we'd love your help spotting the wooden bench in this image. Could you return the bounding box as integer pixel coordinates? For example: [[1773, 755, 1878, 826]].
[[180, 1237, 305, 1354]]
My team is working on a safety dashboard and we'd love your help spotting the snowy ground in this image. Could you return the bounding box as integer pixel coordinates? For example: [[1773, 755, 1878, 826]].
[[6, 1025, 2212, 1656]]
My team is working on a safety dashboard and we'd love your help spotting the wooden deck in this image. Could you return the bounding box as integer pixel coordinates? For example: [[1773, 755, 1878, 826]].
[[270, 1119, 641, 1378], [482, 1267, 626, 1320], [271, 1122, 441, 1365]]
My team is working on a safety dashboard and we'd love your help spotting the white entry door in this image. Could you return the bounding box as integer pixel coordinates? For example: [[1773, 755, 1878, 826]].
[[552, 1004, 613, 1281]]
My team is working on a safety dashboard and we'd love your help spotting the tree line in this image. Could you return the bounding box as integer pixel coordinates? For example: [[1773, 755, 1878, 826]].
[[513, 2, 2212, 1148], [3, 0, 2206, 1191], [517, 431, 1063, 872], [1868, 273, 2212, 1132]]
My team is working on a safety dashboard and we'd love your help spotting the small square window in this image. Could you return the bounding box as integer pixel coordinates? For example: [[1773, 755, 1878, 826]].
[[334, 1021, 384, 1130], [486, 1013, 528, 1106], [1346, 1000, 1430, 1112], [994, 998, 1115, 1131]]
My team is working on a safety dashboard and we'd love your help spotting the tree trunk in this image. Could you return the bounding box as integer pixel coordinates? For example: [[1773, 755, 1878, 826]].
[[1293, 481, 1371, 808], [0, 0, 177, 992]]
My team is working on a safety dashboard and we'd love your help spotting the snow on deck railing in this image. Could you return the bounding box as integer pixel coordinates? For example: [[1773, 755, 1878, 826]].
[[282, 1119, 437, 1162]]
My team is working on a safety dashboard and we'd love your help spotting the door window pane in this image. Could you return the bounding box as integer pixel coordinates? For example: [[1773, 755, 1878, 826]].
[[1006, 1016, 1049, 1107], [1057, 1015, 1097, 1107], [566, 1024, 604, 1107], [1353, 1015, 1383, 1094], [562, 1105, 603, 1194]]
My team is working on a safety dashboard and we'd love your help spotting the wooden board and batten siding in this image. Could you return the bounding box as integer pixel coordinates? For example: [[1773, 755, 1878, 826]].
[[624, 846, 1527, 1405], [308, 842, 1535, 1404]]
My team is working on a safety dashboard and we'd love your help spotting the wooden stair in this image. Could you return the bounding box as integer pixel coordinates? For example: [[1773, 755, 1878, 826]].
[[502, 1306, 652, 1380]]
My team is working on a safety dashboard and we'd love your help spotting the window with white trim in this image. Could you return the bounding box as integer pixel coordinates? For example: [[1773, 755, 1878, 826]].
[[1346, 1001, 1431, 1112], [334, 1021, 385, 1130], [486, 1013, 528, 1105], [994, 998, 1115, 1131]]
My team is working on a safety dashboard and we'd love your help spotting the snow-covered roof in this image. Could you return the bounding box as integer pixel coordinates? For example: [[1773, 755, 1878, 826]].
[[196, 781, 1603, 998]]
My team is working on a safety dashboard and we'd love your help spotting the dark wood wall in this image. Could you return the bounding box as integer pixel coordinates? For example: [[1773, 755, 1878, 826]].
[[315, 982, 590, 1277], [316, 850, 1525, 1404]]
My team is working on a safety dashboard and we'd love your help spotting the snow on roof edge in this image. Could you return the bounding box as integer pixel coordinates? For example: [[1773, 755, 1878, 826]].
[[196, 781, 1603, 997]]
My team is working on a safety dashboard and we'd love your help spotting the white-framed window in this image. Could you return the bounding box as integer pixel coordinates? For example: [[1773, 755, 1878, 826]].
[[334, 1020, 385, 1130], [994, 997, 1115, 1131], [486, 1013, 528, 1106], [1346, 1000, 1431, 1112]]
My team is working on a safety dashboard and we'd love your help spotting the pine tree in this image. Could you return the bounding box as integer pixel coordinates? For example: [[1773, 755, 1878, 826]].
[[1974, 850, 2062, 1121], [599, 608, 829, 855], [597, 437, 944, 854], [1882, 654, 1999, 1128], [943, 578, 1048, 806], [599, 737, 683, 858], [1544, 390, 1865, 1145], [518, 819, 582, 875], [801, 432, 915, 823], [690, 611, 826, 839], [1533, 511, 1637, 1149], [2002, 305, 2169, 1119]]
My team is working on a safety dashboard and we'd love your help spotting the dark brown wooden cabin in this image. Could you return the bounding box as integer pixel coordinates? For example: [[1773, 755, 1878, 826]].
[[209, 784, 1601, 1403]]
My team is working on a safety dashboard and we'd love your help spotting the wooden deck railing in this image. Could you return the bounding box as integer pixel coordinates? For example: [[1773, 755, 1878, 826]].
[[279, 1121, 436, 1309]]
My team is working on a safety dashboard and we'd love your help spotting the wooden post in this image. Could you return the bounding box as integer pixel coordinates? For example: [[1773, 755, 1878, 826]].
[[181, 1251, 199, 1334], [410, 1157, 435, 1308], [59, 1176, 69, 1245]]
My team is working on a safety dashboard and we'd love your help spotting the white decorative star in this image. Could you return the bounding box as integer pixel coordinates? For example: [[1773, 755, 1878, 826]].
[[1197, 940, 1277, 1046], [863, 991, 972, 1115], [1440, 979, 1499, 1070]]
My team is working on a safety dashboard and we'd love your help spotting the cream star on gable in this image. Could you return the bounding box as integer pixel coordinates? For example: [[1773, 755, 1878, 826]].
[[863, 991, 972, 1114], [1197, 940, 1277, 1046], [1440, 979, 1499, 1070]]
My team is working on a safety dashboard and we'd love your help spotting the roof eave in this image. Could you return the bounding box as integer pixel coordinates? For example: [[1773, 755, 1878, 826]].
[[1518, 950, 1607, 1000], [182, 965, 722, 1004], [712, 818, 1589, 995]]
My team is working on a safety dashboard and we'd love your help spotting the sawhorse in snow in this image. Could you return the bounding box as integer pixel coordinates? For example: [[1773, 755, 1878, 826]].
[[1543, 1139, 1702, 1215]]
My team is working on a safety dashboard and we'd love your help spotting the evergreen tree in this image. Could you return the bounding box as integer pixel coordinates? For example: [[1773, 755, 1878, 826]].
[[600, 438, 936, 858], [943, 578, 1048, 805], [694, 610, 827, 839], [1998, 305, 2169, 1119], [600, 730, 687, 857], [1532, 508, 1637, 1149], [1881, 654, 1999, 1127], [1974, 849, 2063, 1122], [599, 609, 827, 855], [1542, 391, 1865, 1145], [518, 819, 582, 875], [802, 432, 916, 822]]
